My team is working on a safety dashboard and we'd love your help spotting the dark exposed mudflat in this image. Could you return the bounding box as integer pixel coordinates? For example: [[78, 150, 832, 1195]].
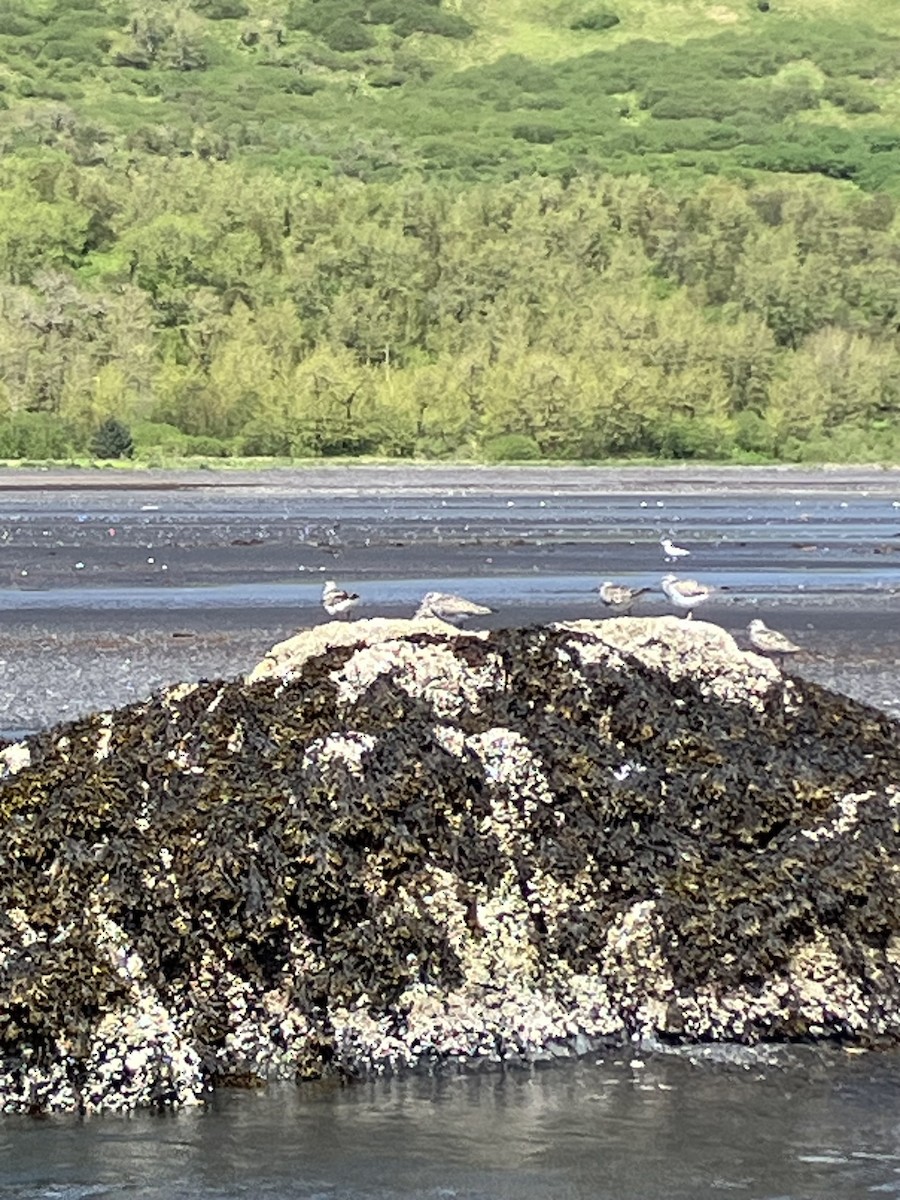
[[0, 465, 897, 731]]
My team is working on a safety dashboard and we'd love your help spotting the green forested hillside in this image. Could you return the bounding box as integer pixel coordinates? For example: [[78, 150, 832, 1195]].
[[1, 0, 899, 462]]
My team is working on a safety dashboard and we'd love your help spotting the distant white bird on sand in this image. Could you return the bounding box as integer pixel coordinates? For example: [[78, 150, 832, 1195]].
[[322, 579, 360, 618], [415, 590, 492, 626], [661, 573, 714, 619], [597, 581, 651, 614], [660, 537, 691, 563], [747, 619, 802, 665]]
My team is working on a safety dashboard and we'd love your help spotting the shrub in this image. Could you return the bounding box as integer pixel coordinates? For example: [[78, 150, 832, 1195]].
[[824, 80, 879, 114], [1, 15, 40, 35], [37, 35, 106, 64], [197, 0, 250, 18], [570, 9, 620, 31], [132, 420, 190, 453], [318, 430, 379, 455], [369, 68, 406, 88], [366, 0, 404, 22], [286, 0, 367, 36], [734, 410, 775, 456], [393, 8, 473, 39], [283, 76, 323, 94], [0, 413, 73, 460], [237, 424, 292, 456], [322, 18, 375, 52], [482, 434, 542, 462], [655, 416, 734, 461], [182, 435, 232, 457], [90, 417, 134, 459], [512, 123, 561, 144]]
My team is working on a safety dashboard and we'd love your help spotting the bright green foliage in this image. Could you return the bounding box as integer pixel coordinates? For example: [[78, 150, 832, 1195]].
[[0, 168, 894, 463], [0, 413, 73, 459], [0, 1, 898, 185], [0, 2, 897, 461]]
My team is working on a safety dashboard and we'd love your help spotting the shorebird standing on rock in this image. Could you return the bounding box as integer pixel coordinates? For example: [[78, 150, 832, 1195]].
[[661, 574, 714, 619], [661, 536, 691, 563], [415, 591, 492, 626], [597, 581, 651, 614], [747, 619, 802, 667], [322, 579, 360, 618]]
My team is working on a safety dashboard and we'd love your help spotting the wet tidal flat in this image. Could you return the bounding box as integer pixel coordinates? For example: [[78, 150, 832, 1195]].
[[0, 464, 898, 731]]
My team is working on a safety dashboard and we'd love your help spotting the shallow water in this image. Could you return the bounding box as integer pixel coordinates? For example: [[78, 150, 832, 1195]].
[[4, 1050, 900, 1199]]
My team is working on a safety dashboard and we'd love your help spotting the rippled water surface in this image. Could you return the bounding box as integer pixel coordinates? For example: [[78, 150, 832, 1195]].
[[4, 1050, 900, 1199]]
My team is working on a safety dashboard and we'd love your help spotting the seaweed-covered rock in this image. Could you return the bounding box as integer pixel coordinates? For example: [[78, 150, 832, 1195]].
[[1, 617, 898, 1113]]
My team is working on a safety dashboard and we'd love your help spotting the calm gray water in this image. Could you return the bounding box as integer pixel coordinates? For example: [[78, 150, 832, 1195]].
[[3, 1050, 900, 1199], [2, 467, 900, 1196]]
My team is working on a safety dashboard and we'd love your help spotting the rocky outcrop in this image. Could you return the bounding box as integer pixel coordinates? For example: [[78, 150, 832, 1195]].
[[0, 617, 898, 1113]]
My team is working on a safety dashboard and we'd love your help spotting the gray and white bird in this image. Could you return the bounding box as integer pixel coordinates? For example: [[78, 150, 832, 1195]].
[[747, 618, 801, 664], [322, 579, 360, 618], [597, 581, 651, 614], [660, 536, 691, 563], [661, 573, 714, 619], [415, 590, 492, 626]]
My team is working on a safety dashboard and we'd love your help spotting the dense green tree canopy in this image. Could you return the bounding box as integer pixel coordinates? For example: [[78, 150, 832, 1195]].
[[0, 0, 898, 463]]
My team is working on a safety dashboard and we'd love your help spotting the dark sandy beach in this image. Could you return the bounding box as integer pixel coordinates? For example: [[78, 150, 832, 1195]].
[[0, 464, 898, 731]]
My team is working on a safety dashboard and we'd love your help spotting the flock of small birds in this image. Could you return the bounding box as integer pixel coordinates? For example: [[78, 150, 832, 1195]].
[[320, 533, 805, 664]]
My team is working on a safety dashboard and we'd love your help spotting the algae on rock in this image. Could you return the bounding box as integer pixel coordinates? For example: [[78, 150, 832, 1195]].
[[0, 617, 898, 1113]]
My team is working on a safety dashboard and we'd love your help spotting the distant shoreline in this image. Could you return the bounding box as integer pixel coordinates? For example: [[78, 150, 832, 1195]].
[[0, 462, 899, 494]]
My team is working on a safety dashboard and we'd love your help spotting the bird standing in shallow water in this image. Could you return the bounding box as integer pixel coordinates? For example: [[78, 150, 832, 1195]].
[[661, 574, 714, 619], [661, 537, 691, 563], [322, 580, 360, 618], [747, 618, 801, 666], [415, 591, 492, 626], [597, 581, 651, 614]]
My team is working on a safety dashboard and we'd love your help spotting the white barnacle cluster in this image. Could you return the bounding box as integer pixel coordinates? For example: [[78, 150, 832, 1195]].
[[557, 617, 780, 711], [164, 681, 201, 708], [0, 739, 30, 778], [433, 725, 557, 857], [596, 900, 679, 1034], [331, 639, 505, 719], [0, 909, 205, 1114], [166, 743, 205, 775], [467, 727, 552, 796], [799, 790, 871, 843], [302, 731, 377, 778], [246, 617, 490, 687], [324, 870, 624, 1072], [680, 933, 873, 1043], [93, 713, 114, 761]]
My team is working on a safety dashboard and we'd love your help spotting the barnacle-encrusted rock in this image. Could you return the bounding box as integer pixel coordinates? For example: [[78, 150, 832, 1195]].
[[1, 616, 898, 1113]]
